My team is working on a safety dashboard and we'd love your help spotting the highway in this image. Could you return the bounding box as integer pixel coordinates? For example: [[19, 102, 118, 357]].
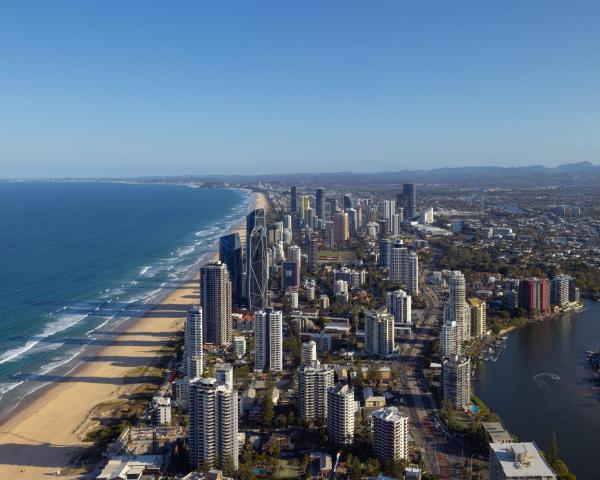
[[395, 278, 460, 479]]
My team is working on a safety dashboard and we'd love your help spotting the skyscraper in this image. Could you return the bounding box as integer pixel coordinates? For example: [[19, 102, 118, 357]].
[[390, 241, 408, 284], [201, 262, 232, 346], [550, 275, 571, 306], [333, 211, 349, 244], [307, 233, 318, 274], [519, 277, 550, 315], [382, 200, 396, 234], [219, 233, 243, 306], [290, 185, 297, 215], [442, 355, 471, 409], [327, 384, 355, 445], [282, 260, 300, 290], [343, 194, 353, 211], [246, 209, 268, 311], [316, 188, 325, 221], [189, 377, 239, 470], [403, 183, 416, 220], [387, 289, 412, 327], [378, 238, 391, 269], [347, 208, 358, 235], [365, 312, 395, 356], [326, 197, 338, 221], [444, 271, 470, 345], [254, 308, 283, 372], [467, 298, 487, 337], [371, 407, 409, 462], [184, 306, 203, 378], [440, 320, 458, 357], [301, 340, 317, 365], [408, 253, 419, 295], [215, 362, 234, 389], [297, 362, 334, 423]]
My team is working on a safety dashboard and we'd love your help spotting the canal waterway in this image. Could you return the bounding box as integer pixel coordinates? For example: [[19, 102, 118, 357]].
[[474, 300, 600, 479]]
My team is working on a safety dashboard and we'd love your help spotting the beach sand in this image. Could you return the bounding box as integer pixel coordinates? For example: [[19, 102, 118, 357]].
[[0, 190, 268, 479], [0, 280, 196, 479]]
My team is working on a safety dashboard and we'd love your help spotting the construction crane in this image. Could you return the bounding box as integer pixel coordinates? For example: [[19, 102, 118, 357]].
[[328, 451, 342, 480]]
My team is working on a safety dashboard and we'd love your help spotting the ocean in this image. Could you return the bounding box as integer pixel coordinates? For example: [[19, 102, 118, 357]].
[[0, 181, 252, 417]]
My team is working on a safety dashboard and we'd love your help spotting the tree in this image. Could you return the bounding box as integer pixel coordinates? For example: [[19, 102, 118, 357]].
[[364, 457, 380, 476], [346, 453, 362, 480], [287, 411, 296, 426], [261, 390, 274, 427], [367, 364, 380, 384], [284, 335, 302, 366], [221, 456, 235, 477], [547, 431, 559, 466], [276, 414, 287, 428], [241, 437, 254, 464]]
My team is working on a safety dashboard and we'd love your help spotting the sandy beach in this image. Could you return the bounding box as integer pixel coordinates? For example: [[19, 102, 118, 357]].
[[0, 190, 268, 479]]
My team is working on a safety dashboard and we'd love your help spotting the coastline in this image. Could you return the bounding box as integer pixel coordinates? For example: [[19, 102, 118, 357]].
[[0, 189, 267, 479]]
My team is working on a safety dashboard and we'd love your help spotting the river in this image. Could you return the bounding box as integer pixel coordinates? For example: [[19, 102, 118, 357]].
[[474, 300, 600, 479]]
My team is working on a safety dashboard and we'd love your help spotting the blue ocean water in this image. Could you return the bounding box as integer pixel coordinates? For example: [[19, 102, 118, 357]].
[[0, 182, 252, 415]]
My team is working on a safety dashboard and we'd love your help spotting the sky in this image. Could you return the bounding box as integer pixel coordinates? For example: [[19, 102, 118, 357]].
[[0, 1, 599, 178]]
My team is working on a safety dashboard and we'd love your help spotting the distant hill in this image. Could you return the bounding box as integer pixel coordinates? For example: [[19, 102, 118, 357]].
[[168, 161, 600, 186], [5, 161, 600, 186]]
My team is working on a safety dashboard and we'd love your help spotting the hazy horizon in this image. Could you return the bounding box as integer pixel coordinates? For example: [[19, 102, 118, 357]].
[[1, 1, 599, 178]]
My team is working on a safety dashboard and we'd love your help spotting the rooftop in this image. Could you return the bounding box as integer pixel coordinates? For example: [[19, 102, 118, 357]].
[[490, 442, 556, 479]]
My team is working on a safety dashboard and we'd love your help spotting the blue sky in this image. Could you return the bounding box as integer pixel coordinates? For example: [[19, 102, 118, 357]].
[[0, 1, 599, 177]]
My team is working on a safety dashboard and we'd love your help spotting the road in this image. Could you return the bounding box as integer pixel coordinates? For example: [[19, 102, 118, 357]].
[[395, 278, 462, 479]]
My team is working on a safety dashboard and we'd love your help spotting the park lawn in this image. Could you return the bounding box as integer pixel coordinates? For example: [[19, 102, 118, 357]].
[[274, 458, 299, 479], [318, 250, 356, 261]]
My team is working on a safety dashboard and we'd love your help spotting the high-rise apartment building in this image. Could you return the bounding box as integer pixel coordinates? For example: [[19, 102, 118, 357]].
[[201, 262, 232, 346], [387, 289, 412, 328], [468, 298, 487, 337], [403, 183, 416, 220], [188, 377, 239, 470], [307, 233, 318, 274], [254, 308, 283, 372], [316, 188, 325, 221], [290, 185, 297, 215], [371, 406, 409, 462], [246, 209, 268, 311], [440, 320, 458, 357], [301, 340, 317, 365], [184, 306, 203, 378], [282, 260, 300, 290], [215, 363, 234, 389], [442, 355, 471, 410], [390, 241, 408, 284], [519, 278, 550, 315], [444, 271, 470, 345], [287, 244, 301, 264], [378, 238, 391, 269], [365, 312, 395, 356], [219, 233, 243, 306], [343, 194, 353, 211], [382, 200, 396, 234], [408, 253, 419, 295], [347, 208, 358, 235], [297, 362, 334, 423], [550, 275, 571, 306], [333, 211, 350, 244], [327, 384, 355, 445]]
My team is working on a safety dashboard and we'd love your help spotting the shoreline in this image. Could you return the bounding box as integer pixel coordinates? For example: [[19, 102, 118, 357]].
[[0, 190, 266, 479], [473, 299, 593, 478]]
